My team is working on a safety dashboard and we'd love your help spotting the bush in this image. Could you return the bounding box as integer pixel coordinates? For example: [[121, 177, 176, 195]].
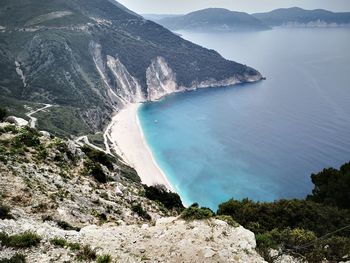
[[307, 162, 350, 209], [144, 184, 184, 212], [0, 108, 7, 122], [56, 220, 81, 231], [84, 161, 107, 183], [67, 242, 81, 251], [181, 203, 213, 220], [131, 204, 151, 220], [217, 198, 350, 237], [50, 237, 67, 247], [14, 127, 40, 147], [0, 204, 14, 219], [82, 146, 114, 170], [0, 232, 41, 248], [76, 245, 97, 261], [117, 160, 141, 183], [0, 253, 26, 263], [97, 254, 112, 263]]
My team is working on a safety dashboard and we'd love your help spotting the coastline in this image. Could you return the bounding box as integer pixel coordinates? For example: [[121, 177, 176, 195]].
[[109, 103, 174, 192]]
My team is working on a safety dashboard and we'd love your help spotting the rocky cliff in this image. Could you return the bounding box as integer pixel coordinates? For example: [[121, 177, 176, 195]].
[[0, 0, 262, 136], [0, 122, 267, 262]]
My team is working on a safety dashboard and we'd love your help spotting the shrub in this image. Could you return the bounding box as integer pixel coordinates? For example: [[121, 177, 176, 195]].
[[0, 232, 41, 248], [67, 242, 81, 251], [131, 204, 151, 220], [84, 161, 107, 183], [56, 220, 81, 231], [0, 204, 14, 219], [82, 146, 114, 170], [144, 184, 184, 212], [97, 254, 112, 263], [117, 160, 141, 183], [0, 108, 7, 122], [307, 162, 350, 209], [14, 127, 40, 147], [50, 237, 67, 247], [181, 203, 213, 220], [0, 253, 26, 263], [76, 245, 97, 261]]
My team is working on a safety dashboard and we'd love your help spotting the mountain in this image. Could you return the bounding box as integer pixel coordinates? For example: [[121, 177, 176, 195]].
[[253, 7, 350, 27], [142, 14, 182, 21], [156, 8, 270, 32], [0, 0, 262, 137]]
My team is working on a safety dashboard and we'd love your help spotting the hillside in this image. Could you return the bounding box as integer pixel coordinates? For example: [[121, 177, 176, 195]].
[[0, 122, 266, 263], [0, 0, 262, 137], [156, 8, 270, 32], [253, 7, 350, 27]]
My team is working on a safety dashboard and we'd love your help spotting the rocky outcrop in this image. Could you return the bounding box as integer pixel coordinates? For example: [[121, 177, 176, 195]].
[[146, 56, 181, 101], [0, 217, 266, 263]]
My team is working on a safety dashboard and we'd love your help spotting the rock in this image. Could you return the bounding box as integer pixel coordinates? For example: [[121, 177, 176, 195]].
[[39, 130, 51, 138], [202, 247, 216, 258], [5, 116, 28, 126]]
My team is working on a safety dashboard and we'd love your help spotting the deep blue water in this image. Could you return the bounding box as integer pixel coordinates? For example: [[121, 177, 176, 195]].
[[138, 28, 350, 210]]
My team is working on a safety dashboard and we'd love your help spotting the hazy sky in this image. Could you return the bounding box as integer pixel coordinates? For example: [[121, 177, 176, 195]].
[[117, 0, 350, 14]]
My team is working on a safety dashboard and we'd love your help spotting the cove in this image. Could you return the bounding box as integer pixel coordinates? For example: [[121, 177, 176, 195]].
[[138, 28, 350, 210]]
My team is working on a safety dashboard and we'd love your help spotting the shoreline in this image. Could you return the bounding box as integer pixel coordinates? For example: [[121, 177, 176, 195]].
[[109, 103, 174, 192]]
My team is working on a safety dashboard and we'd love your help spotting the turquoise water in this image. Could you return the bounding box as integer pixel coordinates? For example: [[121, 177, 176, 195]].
[[138, 28, 350, 210]]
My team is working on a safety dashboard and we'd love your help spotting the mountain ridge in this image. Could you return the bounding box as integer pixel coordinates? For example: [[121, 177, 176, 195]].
[[253, 7, 350, 26], [0, 0, 262, 137], [155, 8, 270, 31]]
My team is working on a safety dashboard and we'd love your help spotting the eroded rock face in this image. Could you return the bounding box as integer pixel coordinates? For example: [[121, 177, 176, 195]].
[[0, 217, 267, 263], [146, 56, 181, 101]]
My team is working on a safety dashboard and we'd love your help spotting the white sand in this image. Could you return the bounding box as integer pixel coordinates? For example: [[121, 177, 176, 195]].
[[109, 103, 174, 191]]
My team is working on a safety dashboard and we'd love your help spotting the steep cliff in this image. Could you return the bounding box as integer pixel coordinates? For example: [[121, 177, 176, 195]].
[[0, 0, 262, 136], [0, 122, 267, 263]]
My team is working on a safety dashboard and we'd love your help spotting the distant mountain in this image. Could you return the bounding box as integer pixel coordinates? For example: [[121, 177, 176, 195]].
[[253, 7, 350, 27], [142, 14, 182, 21], [156, 8, 270, 32], [0, 0, 262, 136]]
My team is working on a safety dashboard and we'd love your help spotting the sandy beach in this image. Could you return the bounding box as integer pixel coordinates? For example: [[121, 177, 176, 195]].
[[109, 103, 174, 191]]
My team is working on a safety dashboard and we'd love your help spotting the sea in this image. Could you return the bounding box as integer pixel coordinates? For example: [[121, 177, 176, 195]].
[[138, 28, 350, 210]]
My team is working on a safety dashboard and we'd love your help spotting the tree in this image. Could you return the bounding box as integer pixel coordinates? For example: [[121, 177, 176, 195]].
[[0, 108, 7, 122]]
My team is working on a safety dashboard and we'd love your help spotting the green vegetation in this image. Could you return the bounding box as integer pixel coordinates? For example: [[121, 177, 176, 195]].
[[56, 220, 81, 231], [84, 160, 107, 184], [307, 162, 350, 209], [144, 184, 184, 212], [131, 204, 151, 221], [181, 203, 213, 220], [13, 127, 40, 147], [50, 237, 67, 247], [116, 160, 141, 183], [0, 107, 7, 121], [50, 237, 81, 251], [0, 254, 26, 263], [217, 162, 350, 262], [82, 146, 114, 170], [87, 133, 105, 149], [0, 204, 14, 219], [97, 254, 112, 263], [76, 245, 97, 261], [0, 232, 41, 248]]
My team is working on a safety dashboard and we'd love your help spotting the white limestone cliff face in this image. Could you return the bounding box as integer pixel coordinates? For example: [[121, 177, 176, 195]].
[[91, 43, 262, 106], [107, 55, 144, 103], [146, 56, 182, 101]]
